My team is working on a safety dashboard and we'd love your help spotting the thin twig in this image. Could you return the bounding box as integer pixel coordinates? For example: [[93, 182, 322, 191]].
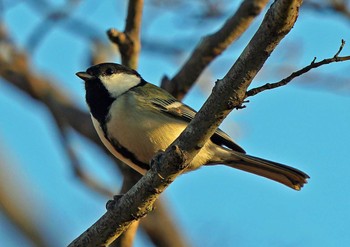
[[246, 40, 350, 97], [334, 39, 345, 57]]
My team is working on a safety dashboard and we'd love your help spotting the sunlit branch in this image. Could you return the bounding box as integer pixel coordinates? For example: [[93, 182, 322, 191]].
[[246, 40, 350, 97]]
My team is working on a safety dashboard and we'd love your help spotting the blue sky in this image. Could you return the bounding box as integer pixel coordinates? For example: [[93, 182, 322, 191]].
[[1, 1, 350, 246]]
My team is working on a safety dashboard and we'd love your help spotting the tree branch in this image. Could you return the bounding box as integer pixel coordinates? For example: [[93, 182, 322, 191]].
[[107, 0, 143, 69], [68, 0, 302, 245], [246, 39, 350, 97], [109, 170, 141, 247], [162, 0, 269, 100]]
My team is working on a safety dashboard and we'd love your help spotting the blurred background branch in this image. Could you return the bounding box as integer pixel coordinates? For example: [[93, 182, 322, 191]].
[[162, 0, 269, 100]]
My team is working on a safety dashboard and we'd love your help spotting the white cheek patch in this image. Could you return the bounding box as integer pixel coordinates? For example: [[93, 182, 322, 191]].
[[100, 73, 141, 98]]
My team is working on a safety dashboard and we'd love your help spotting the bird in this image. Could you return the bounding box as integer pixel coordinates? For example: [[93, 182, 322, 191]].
[[76, 63, 309, 190]]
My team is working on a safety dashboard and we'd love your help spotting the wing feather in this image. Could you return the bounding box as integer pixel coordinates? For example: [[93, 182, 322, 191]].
[[150, 96, 245, 153]]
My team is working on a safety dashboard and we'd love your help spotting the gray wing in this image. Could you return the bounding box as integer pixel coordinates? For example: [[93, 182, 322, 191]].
[[150, 97, 246, 153]]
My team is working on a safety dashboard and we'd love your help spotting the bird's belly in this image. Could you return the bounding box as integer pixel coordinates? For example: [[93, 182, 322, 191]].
[[91, 116, 148, 174], [106, 110, 187, 165]]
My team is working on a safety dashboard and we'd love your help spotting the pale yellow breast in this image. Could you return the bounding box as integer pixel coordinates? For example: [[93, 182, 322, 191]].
[[106, 96, 188, 164], [91, 116, 147, 174]]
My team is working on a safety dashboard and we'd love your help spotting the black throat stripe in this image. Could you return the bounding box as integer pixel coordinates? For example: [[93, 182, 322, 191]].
[[85, 78, 115, 125]]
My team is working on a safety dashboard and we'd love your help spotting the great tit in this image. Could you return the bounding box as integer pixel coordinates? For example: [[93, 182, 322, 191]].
[[76, 63, 309, 190]]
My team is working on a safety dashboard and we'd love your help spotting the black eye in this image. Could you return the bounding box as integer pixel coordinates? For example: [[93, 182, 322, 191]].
[[105, 68, 114, 75]]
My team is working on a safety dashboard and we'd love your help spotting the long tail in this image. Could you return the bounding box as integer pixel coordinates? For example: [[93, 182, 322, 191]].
[[219, 152, 310, 190]]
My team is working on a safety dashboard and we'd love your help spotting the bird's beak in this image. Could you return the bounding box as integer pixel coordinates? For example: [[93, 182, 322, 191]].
[[76, 72, 95, 81]]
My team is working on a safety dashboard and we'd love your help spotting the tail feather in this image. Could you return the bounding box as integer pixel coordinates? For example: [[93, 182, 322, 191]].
[[221, 152, 309, 190]]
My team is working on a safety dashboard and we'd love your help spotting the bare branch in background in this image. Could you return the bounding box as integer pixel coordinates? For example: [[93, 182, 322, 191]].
[[107, 0, 143, 69], [162, 0, 269, 100], [0, 27, 98, 143], [246, 40, 350, 97], [0, 150, 47, 247], [141, 200, 189, 247], [68, 1, 302, 245], [304, 0, 350, 19], [56, 122, 116, 197]]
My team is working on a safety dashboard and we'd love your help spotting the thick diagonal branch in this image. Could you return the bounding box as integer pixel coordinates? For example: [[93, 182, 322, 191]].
[[68, 0, 303, 246]]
